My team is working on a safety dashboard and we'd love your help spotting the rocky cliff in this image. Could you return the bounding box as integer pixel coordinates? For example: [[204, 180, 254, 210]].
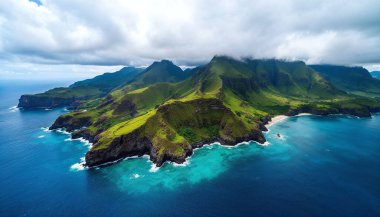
[[18, 95, 79, 109]]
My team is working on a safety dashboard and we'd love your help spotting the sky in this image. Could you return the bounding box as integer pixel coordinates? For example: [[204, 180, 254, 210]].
[[1, 0, 380, 80]]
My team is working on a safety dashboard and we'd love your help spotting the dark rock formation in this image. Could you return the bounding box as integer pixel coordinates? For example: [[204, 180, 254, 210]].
[[18, 95, 78, 109], [50, 115, 92, 131], [85, 129, 152, 167], [84, 124, 266, 168]]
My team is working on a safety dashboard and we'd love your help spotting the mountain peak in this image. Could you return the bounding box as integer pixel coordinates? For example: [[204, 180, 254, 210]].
[[211, 55, 237, 62], [150, 59, 175, 66]]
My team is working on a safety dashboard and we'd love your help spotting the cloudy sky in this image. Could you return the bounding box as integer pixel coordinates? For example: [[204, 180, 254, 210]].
[[1, 0, 380, 79]]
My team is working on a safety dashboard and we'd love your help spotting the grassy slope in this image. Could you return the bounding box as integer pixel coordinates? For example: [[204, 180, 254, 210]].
[[310, 65, 380, 98], [27, 67, 144, 101], [54, 57, 380, 165], [34, 87, 103, 99]]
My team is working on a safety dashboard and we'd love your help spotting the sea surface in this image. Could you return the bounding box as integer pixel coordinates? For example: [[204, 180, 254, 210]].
[[0, 80, 380, 217]]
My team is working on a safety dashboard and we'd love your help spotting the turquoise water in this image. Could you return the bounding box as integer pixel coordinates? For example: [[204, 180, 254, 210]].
[[1, 80, 380, 216]]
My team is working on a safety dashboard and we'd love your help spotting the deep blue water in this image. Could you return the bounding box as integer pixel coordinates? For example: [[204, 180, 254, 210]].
[[0, 80, 380, 217]]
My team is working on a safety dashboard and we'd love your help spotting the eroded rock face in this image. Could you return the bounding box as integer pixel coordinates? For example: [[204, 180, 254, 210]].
[[72, 129, 97, 143], [18, 95, 77, 109], [85, 129, 152, 167], [84, 99, 267, 168], [50, 115, 92, 132], [286, 105, 380, 118], [53, 98, 380, 169], [84, 129, 267, 168]]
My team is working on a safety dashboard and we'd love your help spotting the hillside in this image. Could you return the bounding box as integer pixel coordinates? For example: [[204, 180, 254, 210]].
[[18, 67, 143, 109], [127, 60, 193, 88], [69, 67, 143, 91], [18, 60, 194, 109], [49, 56, 380, 167], [310, 65, 380, 98]]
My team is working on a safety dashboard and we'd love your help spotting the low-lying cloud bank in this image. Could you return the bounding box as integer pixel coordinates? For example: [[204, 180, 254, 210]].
[[1, 0, 380, 78]]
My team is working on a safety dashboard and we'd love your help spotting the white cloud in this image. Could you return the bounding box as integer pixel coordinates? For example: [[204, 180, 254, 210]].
[[1, 0, 380, 78]]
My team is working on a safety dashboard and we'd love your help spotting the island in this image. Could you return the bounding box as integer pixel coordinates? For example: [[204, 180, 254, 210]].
[[19, 56, 380, 167]]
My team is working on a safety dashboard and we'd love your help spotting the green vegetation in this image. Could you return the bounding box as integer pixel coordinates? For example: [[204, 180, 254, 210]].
[[310, 65, 380, 98], [18, 67, 144, 108], [50, 56, 380, 166], [19, 61, 195, 109], [41, 67, 144, 99], [34, 86, 103, 99]]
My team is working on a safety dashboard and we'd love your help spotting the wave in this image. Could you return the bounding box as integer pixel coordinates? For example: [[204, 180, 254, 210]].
[[37, 135, 45, 138], [294, 113, 312, 117], [131, 174, 140, 179], [149, 164, 160, 173], [265, 115, 288, 128], [259, 141, 270, 146], [171, 160, 190, 167], [52, 128, 93, 146], [41, 127, 52, 132], [75, 137, 93, 147], [55, 128, 71, 135], [70, 157, 87, 171], [64, 137, 93, 147], [9, 106, 19, 112]]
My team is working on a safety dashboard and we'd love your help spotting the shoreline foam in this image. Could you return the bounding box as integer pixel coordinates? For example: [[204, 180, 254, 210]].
[[265, 115, 288, 128], [9, 106, 19, 112], [265, 113, 312, 129]]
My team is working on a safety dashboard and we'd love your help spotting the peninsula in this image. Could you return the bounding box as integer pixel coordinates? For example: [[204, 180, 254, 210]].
[[19, 56, 380, 167]]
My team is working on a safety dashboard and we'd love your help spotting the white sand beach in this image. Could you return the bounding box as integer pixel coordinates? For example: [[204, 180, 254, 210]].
[[265, 115, 288, 128], [265, 113, 312, 129]]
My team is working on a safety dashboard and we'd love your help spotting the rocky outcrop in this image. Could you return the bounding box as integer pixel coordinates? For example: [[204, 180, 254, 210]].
[[85, 129, 152, 167], [18, 95, 78, 109], [72, 129, 98, 143], [49, 115, 92, 131], [54, 99, 379, 169], [84, 99, 267, 168], [84, 128, 266, 168], [286, 104, 380, 118]]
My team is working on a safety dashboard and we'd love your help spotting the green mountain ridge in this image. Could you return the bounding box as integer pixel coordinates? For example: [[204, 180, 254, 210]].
[[48, 56, 380, 167], [69, 66, 143, 91], [310, 65, 380, 98], [127, 60, 193, 88], [18, 60, 194, 109], [18, 67, 143, 109]]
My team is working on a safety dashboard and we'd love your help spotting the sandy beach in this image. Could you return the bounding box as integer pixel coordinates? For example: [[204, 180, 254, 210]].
[[265, 113, 312, 128], [265, 115, 288, 128]]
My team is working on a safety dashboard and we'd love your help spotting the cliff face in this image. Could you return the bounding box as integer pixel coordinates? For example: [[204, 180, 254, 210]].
[[84, 122, 266, 168], [50, 114, 92, 131], [44, 57, 380, 169], [83, 104, 379, 168], [85, 129, 152, 167], [18, 95, 78, 109], [286, 104, 380, 118], [84, 98, 266, 167], [56, 102, 378, 168], [310, 65, 380, 98]]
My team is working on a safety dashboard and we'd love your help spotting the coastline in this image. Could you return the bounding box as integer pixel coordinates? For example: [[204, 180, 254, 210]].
[[265, 113, 312, 129], [44, 127, 94, 171], [53, 112, 377, 170]]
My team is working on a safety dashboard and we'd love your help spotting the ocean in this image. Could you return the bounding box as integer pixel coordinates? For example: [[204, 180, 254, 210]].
[[0, 80, 379, 217]]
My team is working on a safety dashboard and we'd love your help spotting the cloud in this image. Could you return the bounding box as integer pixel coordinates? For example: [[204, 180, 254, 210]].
[[1, 0, 380, 69]]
